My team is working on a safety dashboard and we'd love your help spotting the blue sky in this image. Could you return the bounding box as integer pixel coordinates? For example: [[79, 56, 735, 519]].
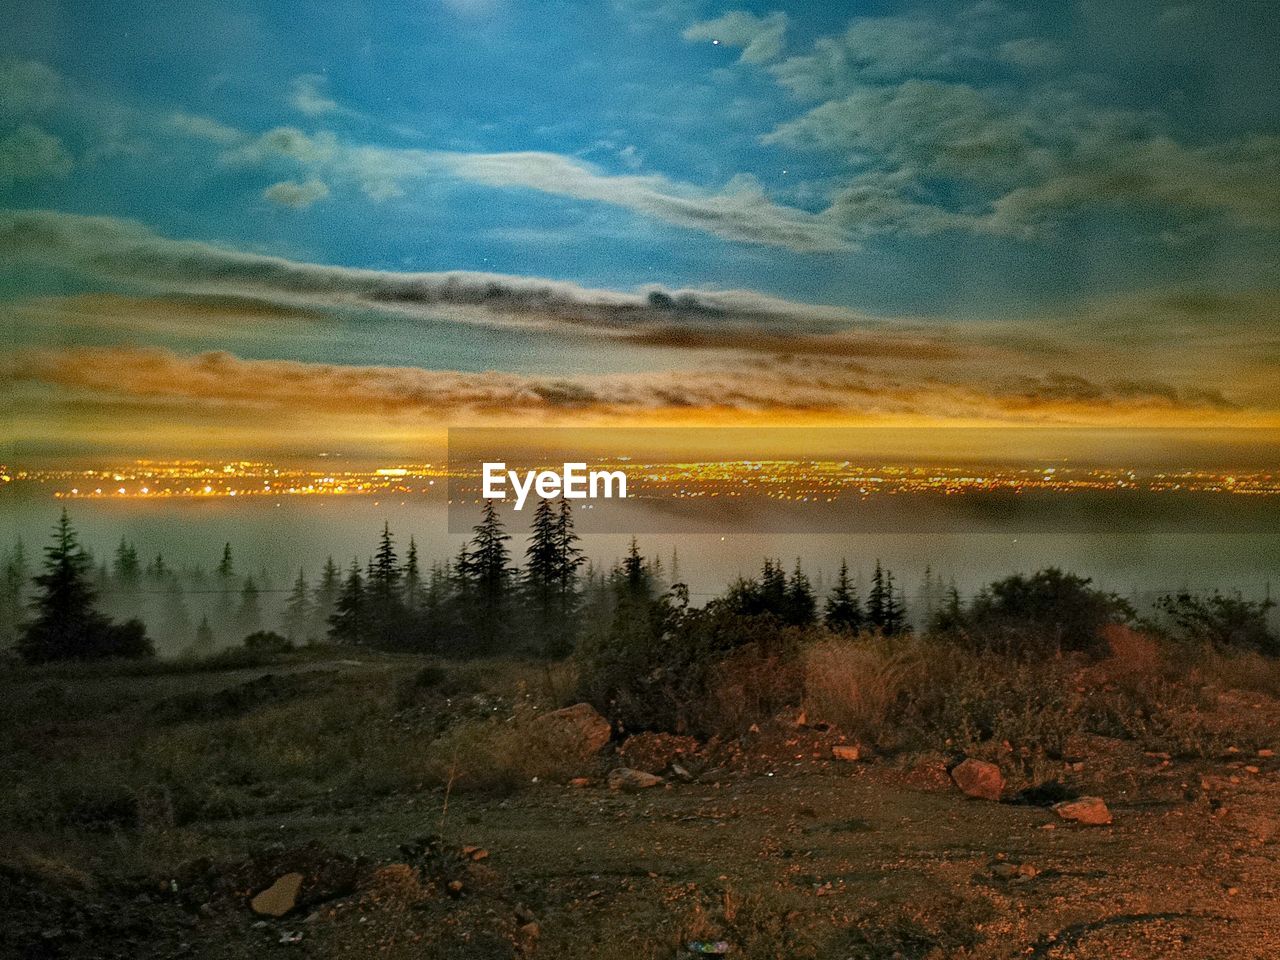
[[2, 0, 1278, 454]]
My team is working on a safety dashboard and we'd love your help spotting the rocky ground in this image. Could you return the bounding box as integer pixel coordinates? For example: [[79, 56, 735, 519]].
[[2, 657, 1279, 959]]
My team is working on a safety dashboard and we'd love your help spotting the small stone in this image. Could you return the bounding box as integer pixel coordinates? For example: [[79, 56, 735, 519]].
[[1258, 749, 1274, 758], [1052, 796, 1112, 825], [250, 873, 304, 918], [950, 759, 1004, 801], [607, 767, 664, 791], [447, 880, 464, 897], [1245, 765, 1261, 774], [831, 744, 864, 762], [568, 777, 591, 788]]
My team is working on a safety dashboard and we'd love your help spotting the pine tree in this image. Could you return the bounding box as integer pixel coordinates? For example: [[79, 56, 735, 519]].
[[234, 576, 262, 638], [190, 614, 215, 656], [216, 543, 234, 579], [19, 510, 150, 662], [312, 556, 341, 638], [283, 568, 312, 642], [113, 539, 140, 587], [0, 541, 29, 649], [329, 559, 366, 644], [867, 560, 888, 632], [159, 576, 192, 648], [371, 522, 401, 601], [824, 559, 863, 633], [784, 559, 817, 626], [403, 537, 424, 613], [461, 502, 513, 652]]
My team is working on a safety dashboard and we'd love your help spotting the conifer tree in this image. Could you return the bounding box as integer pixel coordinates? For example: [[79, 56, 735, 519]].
[[283, 568, 312, 642], [0, 541, 29, 649], [784, 559, 817, 626], [403, 537, 424, 614], [867, 560, 889, 631], [234, 576, 262, 638], [329, 559, 367, 644], [824, 558, 863, 633], [191, 614, 215, 656], [19, 510, 150, 662], [459, 502, 513, 651], [312, 556, 341, 638]]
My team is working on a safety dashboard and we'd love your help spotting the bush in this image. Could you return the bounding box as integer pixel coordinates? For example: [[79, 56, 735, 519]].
[[1151, 590, 1277, 655], [932, 568, 1129, 656], [242, 630, 292, 654]]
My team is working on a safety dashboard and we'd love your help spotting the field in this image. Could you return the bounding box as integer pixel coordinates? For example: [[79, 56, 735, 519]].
[[2, 646, 1279, 960]]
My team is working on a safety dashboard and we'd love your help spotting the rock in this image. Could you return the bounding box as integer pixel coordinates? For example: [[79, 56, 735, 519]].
[[529, 703, 611, 758], [670, 762, 694, 782], [950, 759, 1004, 801], [993, 862, 1038, 881], [607, 767, 664, 791], [1053, 796, 1112, 825], [250, 873, 304, 918], [568, 777, 591, 788], [832, 744, 865, 762]]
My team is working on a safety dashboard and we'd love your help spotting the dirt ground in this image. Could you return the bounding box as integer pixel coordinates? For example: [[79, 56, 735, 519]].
[[2, 657, 1278, 960]]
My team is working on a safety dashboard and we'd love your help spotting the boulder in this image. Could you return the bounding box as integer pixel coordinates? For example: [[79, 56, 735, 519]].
[[250, 873, 304, 917], [951, 759, 1004, 801], [607, 767, 664, 791], [1052, 796, 1112, 825], [529, 703, 611, 758]]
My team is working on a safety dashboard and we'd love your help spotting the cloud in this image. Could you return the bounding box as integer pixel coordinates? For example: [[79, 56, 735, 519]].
[[998, 37, 1062, 70], [683, 11, 789, 65], [770, 16, 978, 97], [765, 80, 1043, 184], [8, 345, 1255, 440], [223, 126, 852, 250], [169, 111, 243, 144], [0, 125, 72, 183], [0, 208, 864, 331], [287, 73, 361, 120], [438, 151, 851, 251], [262, 177, 331, 208], [0, 58, 63, 118]]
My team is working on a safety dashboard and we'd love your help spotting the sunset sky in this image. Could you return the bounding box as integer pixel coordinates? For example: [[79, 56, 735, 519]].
[[3, 0, 1278, 459]]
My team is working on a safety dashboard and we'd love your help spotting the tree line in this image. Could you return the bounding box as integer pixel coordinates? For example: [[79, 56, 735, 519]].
[[4, 506, 1276, 667]]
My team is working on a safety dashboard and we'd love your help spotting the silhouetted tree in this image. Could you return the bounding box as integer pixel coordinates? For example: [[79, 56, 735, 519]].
[[18, 510, 151, 662], [312, 556, 341, 639], [234, 576, 262, 637], [783, 559, 817, 626], [329, 559, 367, 644], [824, 559, 863, 633], [283, 568, 312, 642], [454, 502, 513, 652]]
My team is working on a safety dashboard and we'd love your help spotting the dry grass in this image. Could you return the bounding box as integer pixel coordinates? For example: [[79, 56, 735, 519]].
[[801, 635, 921, 744]]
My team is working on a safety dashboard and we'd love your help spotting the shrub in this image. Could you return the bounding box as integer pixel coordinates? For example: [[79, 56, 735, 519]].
[[1151, 590, 1277, 655], [932, 568, 1129, 656], [242, 630, 292, 653]]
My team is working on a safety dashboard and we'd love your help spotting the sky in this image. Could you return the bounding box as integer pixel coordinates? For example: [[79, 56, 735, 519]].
[[2, 0, 1278, 459]]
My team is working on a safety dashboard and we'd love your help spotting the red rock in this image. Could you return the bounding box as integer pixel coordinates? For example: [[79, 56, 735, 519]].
[[950, 759, 1004, 801], [607, 767, 663, 791], [1053, 796, 1112, 825], [831, 744, 865, 762], [529, 703, 611, 758]]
